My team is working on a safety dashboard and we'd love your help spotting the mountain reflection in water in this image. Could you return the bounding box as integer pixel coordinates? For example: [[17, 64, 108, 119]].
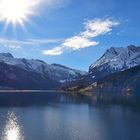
[[0, 91, 139, 107], [0, 92, 139, 140]]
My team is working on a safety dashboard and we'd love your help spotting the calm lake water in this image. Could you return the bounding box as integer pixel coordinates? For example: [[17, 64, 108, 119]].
[[0, 92, 140, 140]]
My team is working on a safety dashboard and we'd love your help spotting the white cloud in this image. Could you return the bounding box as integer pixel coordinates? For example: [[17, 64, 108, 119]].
[[62, 36, 99, 50], [82, 19, 119, 38], [42, 47, 63, 56], [27, 38, 61, 45], [0, 38, 60, 49], [43, 18, 120, 56], [3, 44, 21, 49]]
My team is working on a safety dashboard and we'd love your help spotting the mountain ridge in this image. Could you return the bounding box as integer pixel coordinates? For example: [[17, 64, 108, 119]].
[[0, 52, 86, 89], [0, 52, 87, 83], [0, 45, 140, 90]]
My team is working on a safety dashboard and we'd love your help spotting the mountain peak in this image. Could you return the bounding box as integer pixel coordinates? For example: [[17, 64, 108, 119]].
[[0, 53, 14, 58], [127, 45, 136, 48], [127, 45, 140, 52], [89, 45, 140, 74], [51, 63, 72, 70], [106, 47, 119, 56], [104, 45, 140, 58]]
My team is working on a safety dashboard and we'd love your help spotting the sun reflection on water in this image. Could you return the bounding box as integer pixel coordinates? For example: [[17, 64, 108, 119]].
[[2, 112, 24, 140]]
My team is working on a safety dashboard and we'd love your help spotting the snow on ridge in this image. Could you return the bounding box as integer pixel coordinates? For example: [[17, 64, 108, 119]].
[[0, 52, 86, 83], [89, 45, 140, 71]]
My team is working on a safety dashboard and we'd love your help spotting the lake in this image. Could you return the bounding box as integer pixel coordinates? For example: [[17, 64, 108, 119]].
[[0, 92, 140, 140]]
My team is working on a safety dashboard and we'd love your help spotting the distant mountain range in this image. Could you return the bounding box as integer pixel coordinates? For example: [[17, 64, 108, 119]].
[[0, 53, 86, 89], [0, 45, 140, 91]]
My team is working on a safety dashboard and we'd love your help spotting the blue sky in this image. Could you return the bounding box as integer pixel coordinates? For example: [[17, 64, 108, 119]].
[[0, 0, 140, 71]]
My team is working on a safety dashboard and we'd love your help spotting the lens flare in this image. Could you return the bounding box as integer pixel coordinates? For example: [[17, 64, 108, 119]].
[[0, 0, 37, 25]]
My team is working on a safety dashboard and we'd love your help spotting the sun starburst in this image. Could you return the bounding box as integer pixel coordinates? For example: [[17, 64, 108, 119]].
[[0, 0, 37, 25]]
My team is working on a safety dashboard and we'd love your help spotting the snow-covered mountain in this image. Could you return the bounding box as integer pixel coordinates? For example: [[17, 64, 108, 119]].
[[63, 45, 140, 91], [1, 45, 140, 90], [0, 53, 86, 84], [89, 45, 140, 80]]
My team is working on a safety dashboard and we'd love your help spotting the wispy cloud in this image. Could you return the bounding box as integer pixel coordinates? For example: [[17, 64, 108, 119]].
[[43, 47, 63, 56], [42, 18, 120, 56], [0, 38, 60, 49]]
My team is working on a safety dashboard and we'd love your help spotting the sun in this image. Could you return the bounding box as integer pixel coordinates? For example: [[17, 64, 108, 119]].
[[0, 0, 37, 25]]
